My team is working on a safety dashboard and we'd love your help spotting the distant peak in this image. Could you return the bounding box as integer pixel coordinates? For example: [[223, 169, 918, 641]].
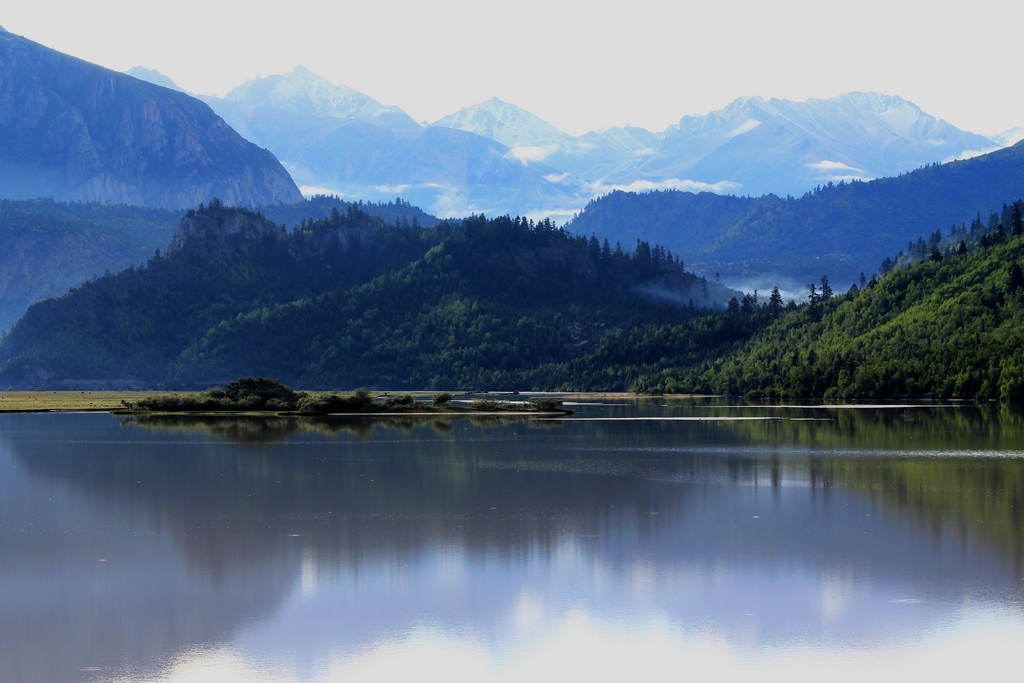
[[828, 91, 918, 110], [290, 65, 328, 80], [124, 66, 183, 92]]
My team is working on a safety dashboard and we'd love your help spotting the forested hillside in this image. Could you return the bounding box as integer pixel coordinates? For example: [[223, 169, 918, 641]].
[[0, 196, 443, 334], [259, 195, 439, 228], [567, 141, 1024, 287], [636, 225, 1024, 399], [0, 203, 734, 389]]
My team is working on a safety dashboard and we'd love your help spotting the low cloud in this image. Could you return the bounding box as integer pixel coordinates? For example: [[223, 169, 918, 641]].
[[807, 160, 863, 173], [300, 185, 349, 197], [542, 171, 740, 195], [523, 207, 580, 224], [943, 147, 999, 163], [506, 145, 556, 163]]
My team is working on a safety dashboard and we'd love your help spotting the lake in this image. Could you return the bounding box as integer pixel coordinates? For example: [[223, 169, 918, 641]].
[[1, 400, 1023, 682]]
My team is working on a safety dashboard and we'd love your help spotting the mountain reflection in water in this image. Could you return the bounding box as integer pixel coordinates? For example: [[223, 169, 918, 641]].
[[0, 402, 1022, 682]]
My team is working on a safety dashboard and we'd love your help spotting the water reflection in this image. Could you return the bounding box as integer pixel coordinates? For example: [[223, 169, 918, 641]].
[[0, 404, 1022, 682]]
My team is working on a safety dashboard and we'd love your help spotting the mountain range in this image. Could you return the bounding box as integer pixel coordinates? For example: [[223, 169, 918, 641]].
[[122, 64, 1018, 218], [567, 141, 1024, 290], [0, 28, 301, 209]]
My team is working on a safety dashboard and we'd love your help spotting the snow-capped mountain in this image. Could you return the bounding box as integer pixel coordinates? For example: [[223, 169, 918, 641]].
[[622, 93, 997, 196], [430, 92, 996, 198], [167, 63, 1015, 217], [433, 97, 571, 149], [432, 100, 666, 183], [205, 97, 583, 217], [223, 66, 421, 131], [990, 127, 1024, 148]]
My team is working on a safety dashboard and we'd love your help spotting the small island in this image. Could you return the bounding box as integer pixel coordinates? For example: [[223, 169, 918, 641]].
[[116, 377, 573, 416]]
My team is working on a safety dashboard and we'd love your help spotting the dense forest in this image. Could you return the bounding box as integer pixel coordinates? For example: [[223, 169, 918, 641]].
[[0, 196, 439, 334], [630, 217, 1024, 399], [259, 195, 439, 229], [567, 141, 1024, 287], [0, 202, 734, 389], [5, 190, 1024, 397]]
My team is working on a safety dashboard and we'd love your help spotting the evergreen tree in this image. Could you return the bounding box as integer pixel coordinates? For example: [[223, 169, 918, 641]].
[[768, 287, 783, 318]]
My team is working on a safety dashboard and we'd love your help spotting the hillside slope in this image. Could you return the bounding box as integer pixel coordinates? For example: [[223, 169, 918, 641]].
[[0, 199, 182, 332], [0, 29, 302, 208], [679, 231, 1024, 399], [0, 205, 734, 389], [568, 141, 1024, 287], [0, 196, 444, 334]]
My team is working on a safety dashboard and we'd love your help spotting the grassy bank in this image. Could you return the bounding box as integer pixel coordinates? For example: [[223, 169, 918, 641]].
[[0, 391, 188, 412]]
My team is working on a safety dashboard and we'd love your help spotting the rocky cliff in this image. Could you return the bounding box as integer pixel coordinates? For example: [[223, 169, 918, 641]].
[[0, 28, 303, 209]]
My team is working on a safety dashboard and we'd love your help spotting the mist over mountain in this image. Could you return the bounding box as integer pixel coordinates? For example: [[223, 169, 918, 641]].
[[205, 92, 583, 217], [0, 30, 302, 209], [0, 200, 181, 333]]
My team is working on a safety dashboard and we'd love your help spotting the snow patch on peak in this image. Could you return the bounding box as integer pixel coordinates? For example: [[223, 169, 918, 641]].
[[727, 119, 761, 139]]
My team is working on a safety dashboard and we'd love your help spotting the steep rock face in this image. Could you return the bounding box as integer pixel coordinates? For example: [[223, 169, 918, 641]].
[[0, 29, 303, 209], [165, 202, 286, 258]]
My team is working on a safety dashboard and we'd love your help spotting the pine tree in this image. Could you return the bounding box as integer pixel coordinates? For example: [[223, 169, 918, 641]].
[[768, 286, 783, 318], [820, 275, 833, 300]]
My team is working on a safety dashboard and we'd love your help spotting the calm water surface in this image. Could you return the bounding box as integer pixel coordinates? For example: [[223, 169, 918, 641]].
[[1, 400, 1023, 682]]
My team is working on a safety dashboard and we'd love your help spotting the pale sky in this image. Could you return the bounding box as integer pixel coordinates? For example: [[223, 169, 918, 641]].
[[5, 1, 1022, 136]]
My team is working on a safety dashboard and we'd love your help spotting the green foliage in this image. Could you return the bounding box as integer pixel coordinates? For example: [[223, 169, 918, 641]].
[[259, 195, 439, 229], [432, 392, 453, 406], [527, 397, 564, 411], [0, 207, 735, 390], [131, 376, 303, 411], [294, 388, 378, 414], [680, 232, 1024, 399]]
